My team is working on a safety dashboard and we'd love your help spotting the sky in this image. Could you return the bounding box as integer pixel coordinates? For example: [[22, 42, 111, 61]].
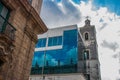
[[40, 0, 120, 80]]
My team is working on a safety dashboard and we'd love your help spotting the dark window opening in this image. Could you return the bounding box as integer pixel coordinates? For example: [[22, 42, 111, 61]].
[[86, 74, 90, 80], [85, 33, 89, 40], [0, 59, 4, 67], [84, 63, 86, 70], [84, 50, 89, 60]]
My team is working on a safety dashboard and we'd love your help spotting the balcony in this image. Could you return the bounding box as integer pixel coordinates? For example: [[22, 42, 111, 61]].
[[0, 14, 16, 66], [31, 64, 77, 75], [0, 14, 16, 41]]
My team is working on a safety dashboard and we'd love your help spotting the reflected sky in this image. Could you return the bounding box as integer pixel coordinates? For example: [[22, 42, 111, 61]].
[[32, 29, 78, 67]]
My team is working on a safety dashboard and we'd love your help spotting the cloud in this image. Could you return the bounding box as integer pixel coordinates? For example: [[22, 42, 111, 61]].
[[99, 23, 108, 31], [32, 53, 58, 67], [112, 54, 118, 58], [101, 40, 119, 52], [102, 77, 111, 80], [41, 0, 81, 28], [118, 31, 120, 36], [92, 0, 120, 15], [40, 0, 120, 80], [65, 47, 77, 64]]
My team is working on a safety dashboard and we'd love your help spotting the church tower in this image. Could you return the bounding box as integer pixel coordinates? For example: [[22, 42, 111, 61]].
[[78, 19, 101, 80]]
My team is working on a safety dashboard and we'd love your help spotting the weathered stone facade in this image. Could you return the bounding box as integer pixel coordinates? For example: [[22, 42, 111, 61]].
[[0, 0, 48, 80], [78, 19, 101, 80], [31, 0, 43, 14]]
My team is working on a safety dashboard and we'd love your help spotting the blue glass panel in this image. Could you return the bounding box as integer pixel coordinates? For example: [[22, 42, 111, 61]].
[[53, 37, 57, 46], [57, 36, 62, 45], [48, 36, 62, 46], [32, 51, 45, 67], [33, 29, 77, 66], [48, 37, 53, 46], [35, 38, 46, 48], [31, 29, 78, 74], [42, 38, 47, 47]]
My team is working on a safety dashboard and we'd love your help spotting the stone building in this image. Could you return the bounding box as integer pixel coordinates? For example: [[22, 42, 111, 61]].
[[0, 0, 48, 80], [78, 19, 101, 80]]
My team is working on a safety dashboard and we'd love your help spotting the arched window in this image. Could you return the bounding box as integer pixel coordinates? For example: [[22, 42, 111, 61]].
[[84, 50, 89, 60], [85, 33, 89, 40]]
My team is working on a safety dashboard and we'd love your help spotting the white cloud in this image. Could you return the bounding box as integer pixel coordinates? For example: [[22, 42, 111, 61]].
[[77, 1, 120, 80], [41, 0, 81, 28], [101, 40, 119, 51]]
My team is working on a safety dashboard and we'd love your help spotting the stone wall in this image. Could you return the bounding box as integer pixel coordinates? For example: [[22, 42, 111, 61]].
[[0, 0, 47, 80], [32, 0, 43, 14]]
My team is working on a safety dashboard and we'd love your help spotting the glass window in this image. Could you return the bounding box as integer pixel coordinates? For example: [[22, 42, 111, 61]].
[[31, 29, 78, 74], [48, 37, 52, 46], [84, 50, 89, 60], [53, 37, 57, 46], [48, 36, 62, 46], [58, 36, 62, 45], [35, 38, 47, 48], [1, 6, 8, 18], [86, 74, 90, 80], [0, 2, 9, 32]]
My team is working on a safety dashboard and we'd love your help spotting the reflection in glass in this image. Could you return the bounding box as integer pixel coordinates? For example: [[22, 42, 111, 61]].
[[31, 29, 78, 74], [35, 38, 47, 48], [48, 36, 62, 46]]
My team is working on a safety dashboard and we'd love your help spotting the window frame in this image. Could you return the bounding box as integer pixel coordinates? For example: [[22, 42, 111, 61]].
[[48, 36, 62, 47], [83, 32, 90, 41], [0, 2, 10, 32], [83, 49, 90, 60]]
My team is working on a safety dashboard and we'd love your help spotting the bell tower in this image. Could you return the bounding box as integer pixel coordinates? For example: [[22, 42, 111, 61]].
[[78, 19, 101, 80]]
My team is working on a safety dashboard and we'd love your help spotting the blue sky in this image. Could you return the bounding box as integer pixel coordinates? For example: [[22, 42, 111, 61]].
[[92, 0, 120, 15], [40, 0, 120, 80]]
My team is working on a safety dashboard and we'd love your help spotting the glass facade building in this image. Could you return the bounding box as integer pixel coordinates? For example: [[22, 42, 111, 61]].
[[31, 25, 79, 74]]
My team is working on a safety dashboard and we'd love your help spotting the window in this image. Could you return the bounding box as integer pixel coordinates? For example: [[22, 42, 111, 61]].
[[84, 63, 86, 69], [86, 74, 90, 80], [84, 50, 89, 60], [48, 36, 62, 46], [0, 2, 10, 32], [85, 32, 89, 40], [0, 59, 4, 67], [35, 38, 47, 48]]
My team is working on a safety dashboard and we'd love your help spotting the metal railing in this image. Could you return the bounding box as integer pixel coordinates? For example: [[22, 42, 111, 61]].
[[31, 64, 77, 75], [31, 58, 78, 75], [0, 14, 16, 40]]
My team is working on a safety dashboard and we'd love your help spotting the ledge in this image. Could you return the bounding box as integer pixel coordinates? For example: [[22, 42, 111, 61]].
[[19, 0, 48, 34], [2, 0, 48, 34]]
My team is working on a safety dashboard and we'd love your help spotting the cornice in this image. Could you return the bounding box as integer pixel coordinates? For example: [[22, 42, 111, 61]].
[[2, 0, 48, 34], [19, 0, 48, 34]]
